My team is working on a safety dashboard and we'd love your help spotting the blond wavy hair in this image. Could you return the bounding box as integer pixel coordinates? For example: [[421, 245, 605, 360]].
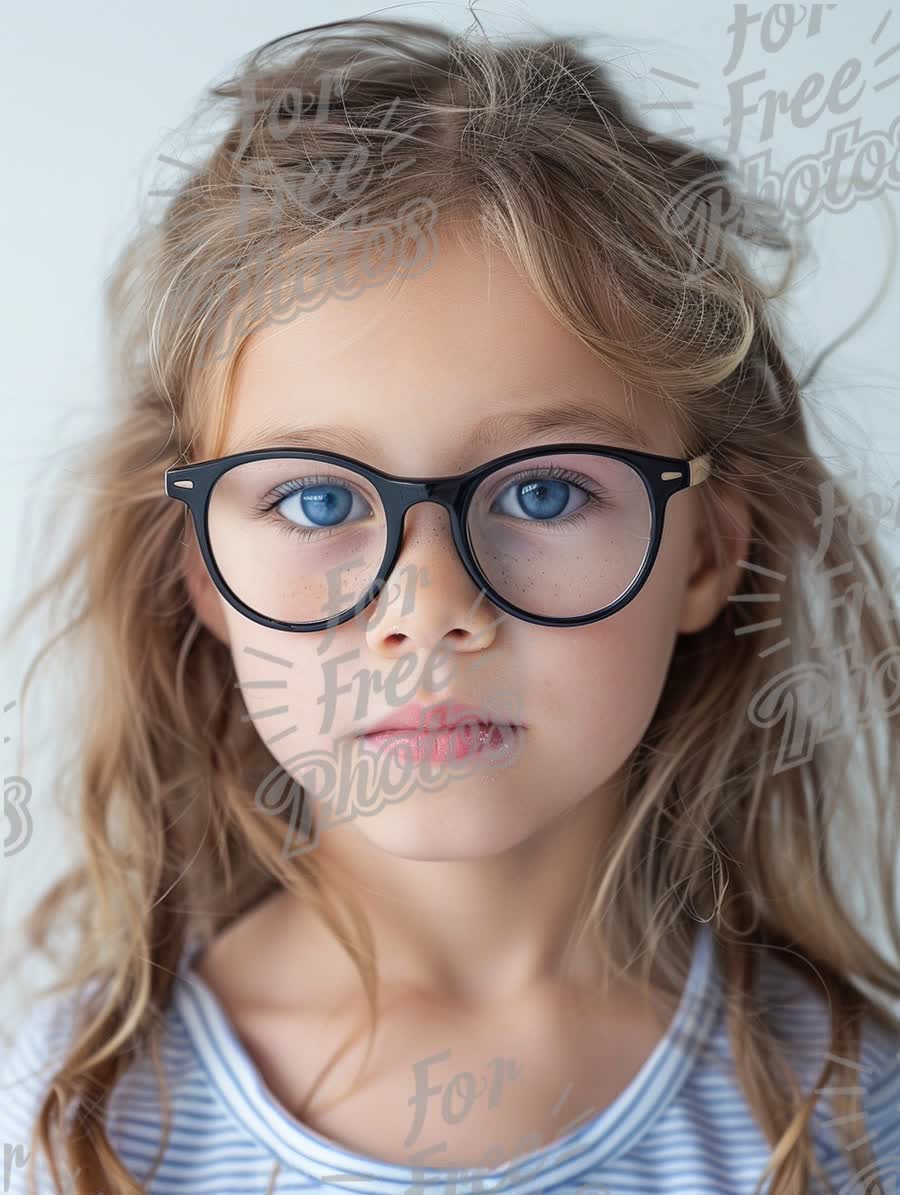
[[4, 15, 900, 1195]]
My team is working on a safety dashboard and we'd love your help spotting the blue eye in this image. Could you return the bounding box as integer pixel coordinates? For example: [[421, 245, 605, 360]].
[[273, 478, 373, 530], [491, 475, 591, 522]]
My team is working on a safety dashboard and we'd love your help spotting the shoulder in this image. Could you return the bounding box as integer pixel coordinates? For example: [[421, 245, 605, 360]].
[[0, 984, 84, 1104], [841, 1013, 900, 1173], [0, 985, 88, 1191], [751, 945, 900, 1171], [811, 1014, 900, 1191], [0, 976, 214, 1193]]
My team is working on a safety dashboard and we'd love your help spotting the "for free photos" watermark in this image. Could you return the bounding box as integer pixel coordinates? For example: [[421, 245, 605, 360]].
[[650, 4, 899, 273]]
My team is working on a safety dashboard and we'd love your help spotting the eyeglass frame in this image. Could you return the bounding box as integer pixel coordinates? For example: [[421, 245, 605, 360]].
[[164, 441, 713, 633]]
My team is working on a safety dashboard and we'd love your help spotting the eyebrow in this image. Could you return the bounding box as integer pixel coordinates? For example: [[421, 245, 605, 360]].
[[226, 397, 658, 459]]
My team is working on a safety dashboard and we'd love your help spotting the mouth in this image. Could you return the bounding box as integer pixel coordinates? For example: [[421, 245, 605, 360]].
[[356, 707, 525, 765]]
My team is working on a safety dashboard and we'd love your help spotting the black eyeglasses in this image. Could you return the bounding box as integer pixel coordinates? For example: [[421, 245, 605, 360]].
[[164, 442, 712, 632]]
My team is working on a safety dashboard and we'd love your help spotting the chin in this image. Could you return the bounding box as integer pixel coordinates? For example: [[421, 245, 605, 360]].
[[345, 793, 545, 859]]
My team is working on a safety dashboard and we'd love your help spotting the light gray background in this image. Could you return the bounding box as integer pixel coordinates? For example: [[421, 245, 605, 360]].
[[2, 0, 899, 1027]]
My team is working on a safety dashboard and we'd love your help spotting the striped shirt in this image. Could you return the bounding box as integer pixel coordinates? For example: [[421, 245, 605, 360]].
[[2, 922, 899, 1194]]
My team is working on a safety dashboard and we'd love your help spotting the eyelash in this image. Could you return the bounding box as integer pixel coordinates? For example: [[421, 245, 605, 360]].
[[485, 464, 608, 533], [251, 465, 608, 541], [251, 474, 370, 542]]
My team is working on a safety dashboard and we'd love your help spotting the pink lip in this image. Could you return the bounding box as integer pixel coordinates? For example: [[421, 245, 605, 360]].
[[357, 700, 524, 737], [356, 701, 525, 765], [360, 722, 522, 764]]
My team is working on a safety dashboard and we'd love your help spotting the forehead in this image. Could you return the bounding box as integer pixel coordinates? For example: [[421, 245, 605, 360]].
[[211, 231, 681, 468]]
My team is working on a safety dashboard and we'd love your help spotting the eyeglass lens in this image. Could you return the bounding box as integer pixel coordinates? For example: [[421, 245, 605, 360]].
[[206, 452, 653, 624]]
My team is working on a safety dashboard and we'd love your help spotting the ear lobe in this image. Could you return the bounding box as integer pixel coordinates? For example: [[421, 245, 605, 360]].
[[677, 486, 752, 636], [180, 523, 231, 646]]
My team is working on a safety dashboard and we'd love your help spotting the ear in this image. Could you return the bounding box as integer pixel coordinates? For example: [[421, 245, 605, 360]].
[[180, 521, 231, 646], [677, 483, 752, 635]]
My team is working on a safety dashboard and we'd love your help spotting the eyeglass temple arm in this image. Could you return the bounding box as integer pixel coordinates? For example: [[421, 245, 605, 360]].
[[688, 453, 712, 487]]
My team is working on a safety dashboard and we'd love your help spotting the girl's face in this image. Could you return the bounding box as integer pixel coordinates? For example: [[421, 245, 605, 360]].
[[184, 228, 747, 862]]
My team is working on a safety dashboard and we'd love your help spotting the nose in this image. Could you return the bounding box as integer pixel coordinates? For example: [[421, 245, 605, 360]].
[[363, 497, 503, 660]]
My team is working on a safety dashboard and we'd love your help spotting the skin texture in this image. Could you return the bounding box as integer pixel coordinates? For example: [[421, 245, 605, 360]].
[[182, 226, 751, 1168]]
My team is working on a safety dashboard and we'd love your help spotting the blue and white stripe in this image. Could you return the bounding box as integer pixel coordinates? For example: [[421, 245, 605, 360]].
[[2, 922, 898, 1194]]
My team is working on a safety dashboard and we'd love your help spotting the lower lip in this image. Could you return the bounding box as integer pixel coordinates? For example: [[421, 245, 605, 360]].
[[359, 723, 522, 764]]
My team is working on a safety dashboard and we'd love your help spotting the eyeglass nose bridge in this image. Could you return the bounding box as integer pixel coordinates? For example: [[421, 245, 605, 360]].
[[390, 476, 468, 504], [377, 475, 480, 591], [381, 474, 474, 535]]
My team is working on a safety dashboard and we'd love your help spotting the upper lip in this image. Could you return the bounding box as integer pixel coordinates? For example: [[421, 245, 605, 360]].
[[358, 700, 523, 736]]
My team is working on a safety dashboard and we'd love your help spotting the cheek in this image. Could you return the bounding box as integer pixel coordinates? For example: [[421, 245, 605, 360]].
[[535, 522, 691, 760], [225, 614, 339, 760], [538, 620, 670, 764]]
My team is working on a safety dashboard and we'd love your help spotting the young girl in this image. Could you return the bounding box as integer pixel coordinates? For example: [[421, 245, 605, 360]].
[[2, 15, 899, 1195]]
